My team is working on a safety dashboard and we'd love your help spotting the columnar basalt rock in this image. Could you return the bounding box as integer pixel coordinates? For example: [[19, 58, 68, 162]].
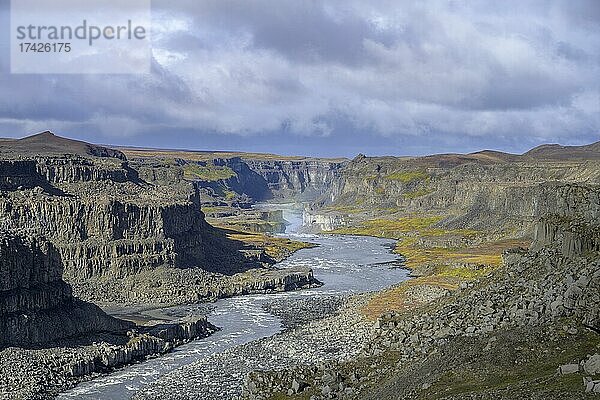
[[0, 230, 133, 348], [532, 183, 600, 257], [0, 312, 219, 397], [242, 158, 347, 200], [0, 225, 221, 397], [0, 187, 210, 289], [0, 133, 320, 305]]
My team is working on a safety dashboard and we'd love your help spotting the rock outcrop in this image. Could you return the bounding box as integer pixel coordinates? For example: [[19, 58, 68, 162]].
[[0, 133, 319, 305], [0, 313, 219, 398], [303, 210, 347, 232], [531, 183, 600, 257], [0, 230, 132, 348]]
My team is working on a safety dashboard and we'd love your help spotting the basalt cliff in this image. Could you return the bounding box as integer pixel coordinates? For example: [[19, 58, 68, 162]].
[[309, 144, 600, 235], [0, 229, 131, 348], [0, 226, 221, 398], [0, 132, 318, 306]]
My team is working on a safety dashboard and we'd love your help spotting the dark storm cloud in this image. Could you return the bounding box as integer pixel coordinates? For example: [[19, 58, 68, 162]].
[[158, 0, 401, 65], [0, 0, 598, 156]]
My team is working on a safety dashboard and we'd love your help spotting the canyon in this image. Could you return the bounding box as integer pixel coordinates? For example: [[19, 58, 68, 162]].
[[119, 138, 600, 399], [0, 132, 599, 399]]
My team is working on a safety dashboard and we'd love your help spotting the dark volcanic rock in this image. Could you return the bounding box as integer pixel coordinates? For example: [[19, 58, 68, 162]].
[[0, 132, 319, 305], [0, 230, 132, 348], [0, 131, 127, 160]]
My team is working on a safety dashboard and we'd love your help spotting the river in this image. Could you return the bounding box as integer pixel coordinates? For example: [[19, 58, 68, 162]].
[[58, 206, 409, 400]]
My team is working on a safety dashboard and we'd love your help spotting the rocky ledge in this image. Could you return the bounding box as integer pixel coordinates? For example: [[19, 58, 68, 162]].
[[0, 229, 131, 348], [74, 266, 322, 305], [0, 316, 218, 399], [0, 227, 220, 399]]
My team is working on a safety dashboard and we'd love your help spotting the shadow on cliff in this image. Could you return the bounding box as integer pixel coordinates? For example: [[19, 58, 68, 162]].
[[201, 225, 276, 275], [0, 167, 70, 197], [0, 232, 133, 350], [193, 157, 273, 204]]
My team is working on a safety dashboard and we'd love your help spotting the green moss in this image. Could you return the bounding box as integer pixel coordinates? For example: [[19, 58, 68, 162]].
[[227, 232, 315, 261], [403, 188, 434, 199], [321, 204, 365, 214], [423, 329, 600, 399], [223, 190, 237, 200], [436, 265, 492, 280], [385, 170, 429, 183], [183, 163, 236, 181], [202, 206, 234, 214], [329, 216, 443, 239]]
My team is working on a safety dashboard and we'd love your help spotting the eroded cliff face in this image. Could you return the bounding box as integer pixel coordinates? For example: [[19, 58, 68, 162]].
[[0, 228, 220, 395], [531, 183, 600, 258], [241, 158, 346, 200], [187, 156, 347, 205], [0, 134, 320, 305], [313, 154, 600, 237], [0, 157, 213, 295], [0, 230, 132, 348], [146, 154, 348, 234]]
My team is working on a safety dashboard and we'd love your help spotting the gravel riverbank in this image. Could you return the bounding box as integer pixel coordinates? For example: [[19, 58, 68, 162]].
[[133, 294, 374, 400]]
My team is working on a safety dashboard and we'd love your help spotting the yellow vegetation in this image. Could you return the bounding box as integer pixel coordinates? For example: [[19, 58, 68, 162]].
[[330, 215, 530, 320], [227, 232, 314, 260], [329, 216, 444, 239], [403, 188, 434, 199], [362, 275, 461, 319], [183, 164, 236, 181], [385, 170, 429, 183], [320, 204, 365, 214]]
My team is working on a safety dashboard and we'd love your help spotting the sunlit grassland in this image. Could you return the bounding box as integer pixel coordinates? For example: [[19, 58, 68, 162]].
[[327, 215, 529, 318], [384, 170, 429, 183], [227, 232, 315, 261], [182, 164, 236, 181]]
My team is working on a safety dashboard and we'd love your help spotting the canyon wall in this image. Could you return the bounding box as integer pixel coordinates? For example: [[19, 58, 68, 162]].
[[312, 153, 600, 237], [0, 133, 321, 305], [0, 157, 214, 286], [241, 158, 346, 200], [531, 183, 600, 258], [0, 230, 132, 348], [188, 156, 347, 204]]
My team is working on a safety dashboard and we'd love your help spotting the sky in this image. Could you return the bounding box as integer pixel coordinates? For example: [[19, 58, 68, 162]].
[[0, 0, 599, 157]]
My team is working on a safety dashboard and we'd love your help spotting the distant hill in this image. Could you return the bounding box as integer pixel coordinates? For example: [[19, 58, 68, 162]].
[[0, 131, 126, 160], [0, 131, 598, 162], [118, 146, 347, 163], [522, 141, 600, 160]]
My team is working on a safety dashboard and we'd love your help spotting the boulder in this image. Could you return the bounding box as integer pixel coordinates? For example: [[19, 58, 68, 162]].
[[584, 354, 600, 376]]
